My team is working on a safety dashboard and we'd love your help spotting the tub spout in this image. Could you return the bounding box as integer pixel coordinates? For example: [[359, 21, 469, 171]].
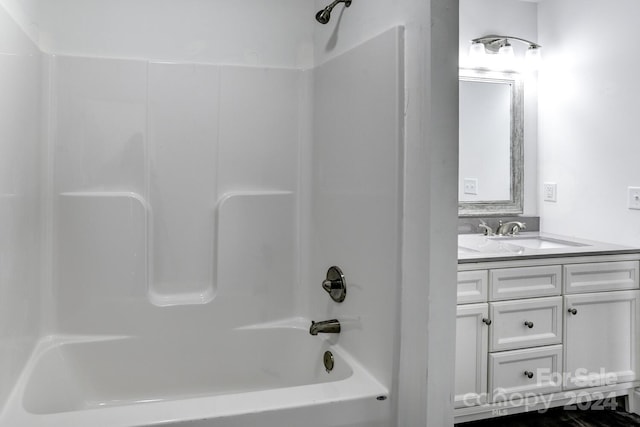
[[309, 319, 341, 336]]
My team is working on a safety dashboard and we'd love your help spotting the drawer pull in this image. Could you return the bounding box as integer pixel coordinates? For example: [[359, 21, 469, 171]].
[[524, 321, 534, 329], [568, 308, 578, 315], [482, 318, 492, 326], [524, 370, 534, 379]]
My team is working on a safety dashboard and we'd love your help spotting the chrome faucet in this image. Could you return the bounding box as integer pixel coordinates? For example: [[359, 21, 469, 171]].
[[478, 220, 494, 236], [496, 221, 526, 236], [309, 319, 341, 336]]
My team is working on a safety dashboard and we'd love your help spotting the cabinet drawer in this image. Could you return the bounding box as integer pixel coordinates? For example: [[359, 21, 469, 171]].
[[564, 261, 639, 294], [489, 345, 563, 402], [457, 270, 488, 304], [490, 265, 562, 301], [489, 297, 563, 352]]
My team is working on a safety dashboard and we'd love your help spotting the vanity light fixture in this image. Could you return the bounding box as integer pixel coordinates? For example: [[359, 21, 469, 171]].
[[469, 35, 542, 70]]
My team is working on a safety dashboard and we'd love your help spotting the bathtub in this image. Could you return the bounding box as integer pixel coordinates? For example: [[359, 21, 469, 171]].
[[0, 320, 390, 427]]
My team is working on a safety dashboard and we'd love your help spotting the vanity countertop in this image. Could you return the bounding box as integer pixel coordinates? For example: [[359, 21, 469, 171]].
[[458, 232, 640, 264]]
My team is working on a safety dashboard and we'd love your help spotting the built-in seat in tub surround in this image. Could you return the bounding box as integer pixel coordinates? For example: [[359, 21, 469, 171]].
[[0, 321, 390, 427], [455, 233, 640, 423]]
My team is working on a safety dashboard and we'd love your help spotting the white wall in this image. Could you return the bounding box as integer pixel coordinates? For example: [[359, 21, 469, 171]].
[[0, 3, 42, 411], [538, 0, 640, 246], [459, 0, 539, 216], [315, 1, 459, 426]]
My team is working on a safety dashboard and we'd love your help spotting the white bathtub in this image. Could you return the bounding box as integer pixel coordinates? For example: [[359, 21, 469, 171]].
[[0, 320, 390, 427]]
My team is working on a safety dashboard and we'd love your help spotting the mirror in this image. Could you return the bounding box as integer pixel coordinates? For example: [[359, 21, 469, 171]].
[[458, 69, 523, 216]]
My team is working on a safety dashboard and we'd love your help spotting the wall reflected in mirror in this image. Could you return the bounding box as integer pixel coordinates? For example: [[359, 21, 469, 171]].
[[458, 69, 523, 216], [459, 79, 510, 201]]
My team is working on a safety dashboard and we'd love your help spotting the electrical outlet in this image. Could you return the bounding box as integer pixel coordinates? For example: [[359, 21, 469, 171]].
[[628, 187, 640, 210], [463, 178, 478, 195], [543, 182, 557, 202]]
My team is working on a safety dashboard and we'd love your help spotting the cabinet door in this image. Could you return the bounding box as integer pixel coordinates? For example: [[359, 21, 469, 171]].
[[564, 290, 640, 390], [455, 303, 489, 408]]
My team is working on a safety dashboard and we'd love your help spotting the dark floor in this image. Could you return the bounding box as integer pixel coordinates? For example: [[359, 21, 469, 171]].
[[456, 405, 640, 426]]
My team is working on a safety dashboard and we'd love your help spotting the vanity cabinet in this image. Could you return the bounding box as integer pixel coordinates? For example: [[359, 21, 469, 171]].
[[455, 255, 640, 422], [564, 290, 640, 389], [455, 303, 488, 408]]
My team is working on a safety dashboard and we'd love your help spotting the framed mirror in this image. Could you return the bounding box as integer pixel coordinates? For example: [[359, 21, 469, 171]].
[[458, 69, 523, 216]]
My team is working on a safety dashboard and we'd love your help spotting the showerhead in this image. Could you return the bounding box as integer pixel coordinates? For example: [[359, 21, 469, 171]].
[[315, 0, 352, 24], [315, 7, 331, 24]]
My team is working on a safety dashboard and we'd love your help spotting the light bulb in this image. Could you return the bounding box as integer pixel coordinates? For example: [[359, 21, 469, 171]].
[[498, 41, 514, 57], [469, 42, 486, 59], [525, 45, 542, 70]]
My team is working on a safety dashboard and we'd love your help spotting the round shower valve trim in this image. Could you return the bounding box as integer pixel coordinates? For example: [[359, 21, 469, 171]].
[[322, 266, 347, 303]]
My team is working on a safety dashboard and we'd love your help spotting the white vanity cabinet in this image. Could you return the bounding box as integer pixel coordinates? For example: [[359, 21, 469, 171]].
[[455, 303, 489, 408], [563, 261, 640, 390], [564, 290, 640, 389], [455, 255, 640, 422], [454, 270, 489, 408]]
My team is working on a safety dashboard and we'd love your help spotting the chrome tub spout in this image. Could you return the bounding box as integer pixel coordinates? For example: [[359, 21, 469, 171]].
[[309, 319, 341, 336]]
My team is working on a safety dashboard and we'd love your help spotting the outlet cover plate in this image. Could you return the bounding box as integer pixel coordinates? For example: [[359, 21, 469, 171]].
[[628, 187, 640, 210], [464, 178, 478, 195], [543, 182, 557, 202]]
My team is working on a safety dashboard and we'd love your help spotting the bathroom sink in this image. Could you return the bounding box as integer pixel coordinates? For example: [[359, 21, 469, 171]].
[[489, 236, 588, 250], [458, 240, 524, 255], [457, 246, 479, 254]]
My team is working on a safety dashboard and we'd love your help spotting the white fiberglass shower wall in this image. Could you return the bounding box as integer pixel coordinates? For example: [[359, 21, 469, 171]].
[[0, 2, 43, 412], [0, 0, 450, 425]]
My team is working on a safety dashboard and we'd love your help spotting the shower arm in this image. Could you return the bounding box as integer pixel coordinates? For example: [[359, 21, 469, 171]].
[[324, 0, 352, 11]]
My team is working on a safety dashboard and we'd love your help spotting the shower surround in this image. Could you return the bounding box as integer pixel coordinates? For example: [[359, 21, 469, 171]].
[[0, 2, 407, 425]]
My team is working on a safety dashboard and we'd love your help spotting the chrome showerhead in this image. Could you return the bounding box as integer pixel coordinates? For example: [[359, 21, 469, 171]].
[[315, 7, 332, 24], [315, 0, 352, 24]]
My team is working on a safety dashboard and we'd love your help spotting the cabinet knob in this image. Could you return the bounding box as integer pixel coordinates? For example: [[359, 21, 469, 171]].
[[524, 321, 534, 329], [568, 308, 578, 315], [524, 370, 534, 379], [482, 318, 492, 326]]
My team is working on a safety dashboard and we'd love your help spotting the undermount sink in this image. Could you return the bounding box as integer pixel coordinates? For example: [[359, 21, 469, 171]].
[[489, 236, 589, 250], [458, 233, 592, 256], [458, 240, 525, 255]]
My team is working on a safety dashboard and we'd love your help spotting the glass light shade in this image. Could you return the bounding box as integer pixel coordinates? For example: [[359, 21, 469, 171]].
[[469, 42, 486, 59], [498, 42, 514, 57], [525, 45, 542, 69]]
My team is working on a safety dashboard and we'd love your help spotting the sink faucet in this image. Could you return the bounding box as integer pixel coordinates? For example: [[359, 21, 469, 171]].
[[496, 221, 526, 236], [309, 319, 341, 335], [478, 220, 494, 236]]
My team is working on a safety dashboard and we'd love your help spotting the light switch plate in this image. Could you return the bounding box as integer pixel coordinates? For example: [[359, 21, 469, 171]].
[[543, 182, 557, 202], [628, 187, 640, 210], [463, 178, 478, 195]]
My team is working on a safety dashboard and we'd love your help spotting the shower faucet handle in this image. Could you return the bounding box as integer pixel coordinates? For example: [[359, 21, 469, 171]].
[[322, 266, 347, 303]]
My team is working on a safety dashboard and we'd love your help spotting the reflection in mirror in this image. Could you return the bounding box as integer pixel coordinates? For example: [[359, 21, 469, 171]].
[[459, 80, 510, 201], [458, 69, 523, 216]]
